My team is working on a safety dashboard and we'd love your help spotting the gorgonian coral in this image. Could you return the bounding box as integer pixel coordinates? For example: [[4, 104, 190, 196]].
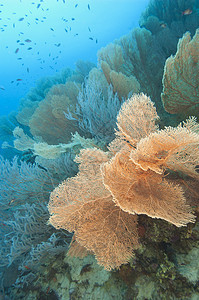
[[48, 93, 198, 270]]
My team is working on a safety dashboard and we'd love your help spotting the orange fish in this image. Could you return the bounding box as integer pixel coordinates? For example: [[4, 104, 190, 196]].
[[24, 265, 30, 270], [182, 9, 192, 15]]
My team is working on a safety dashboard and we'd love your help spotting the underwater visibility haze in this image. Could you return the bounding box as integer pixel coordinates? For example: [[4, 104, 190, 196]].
[[0, 0, 199, 299], [0, 0, 148, 115]]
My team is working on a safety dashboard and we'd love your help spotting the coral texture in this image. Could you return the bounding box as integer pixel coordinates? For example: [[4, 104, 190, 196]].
[[48, 94, 198, 270], [29, 82, 81, 144], [161, 29, 199, 116], [48, 148, 139, 270]]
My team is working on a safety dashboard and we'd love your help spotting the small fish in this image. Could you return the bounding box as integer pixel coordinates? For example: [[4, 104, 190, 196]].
[[71, 18, 75, 21], [74, 33, 78, 36], [88, 27, 91, 32], [54, 43, 61, 47], [65, 29, 68, 33], [88, 4, 90, 10], [18, 17, 24, 21], [50, 27, 54, 31], [11, 81, 14, 84], [89, 37, 93, 40], [160, 22, 167, 28], [17, 58, 22, 60], [27, 47, 32, 50], [16, 78, 22, 81], [25, 39, 31, 42], [96, 39, 98, 43], [19, 43, 25, 45], [13, 23, 15, 28], [17, 39, 20, 43], [75, 4, 78, 8], [24, 265, 30, 270], [37, 4, 41, 8], [0, 86, 5, 90], [182, 8, 192, 15], [63, 0, 65, 3], [15, 48, 19, 53]]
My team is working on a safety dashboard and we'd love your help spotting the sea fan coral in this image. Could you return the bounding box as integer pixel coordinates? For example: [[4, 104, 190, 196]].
[[102, 150, 195, 227], [161, 30, 199, 116], [48, 93, 197, 270], [48, 148, 139, 270]]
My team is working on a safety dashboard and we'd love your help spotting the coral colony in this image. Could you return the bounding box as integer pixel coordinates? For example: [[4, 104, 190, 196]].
[[0, 0, 199, 299]]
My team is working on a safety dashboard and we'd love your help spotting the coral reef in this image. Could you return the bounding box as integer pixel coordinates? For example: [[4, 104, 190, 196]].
[[0, 0, 199, 298], [161, 29, 199, 117], [73, 71, 122, 143], [48, 94, 199, 270], [48, 147, 139, 270]]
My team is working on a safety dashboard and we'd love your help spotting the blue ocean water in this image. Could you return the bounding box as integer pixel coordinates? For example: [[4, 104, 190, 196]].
[[0, 0, 148, 116]]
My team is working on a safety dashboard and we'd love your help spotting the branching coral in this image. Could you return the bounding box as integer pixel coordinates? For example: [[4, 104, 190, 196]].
[[71, 69, 122, 144], [48, 93, 198, 270]]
